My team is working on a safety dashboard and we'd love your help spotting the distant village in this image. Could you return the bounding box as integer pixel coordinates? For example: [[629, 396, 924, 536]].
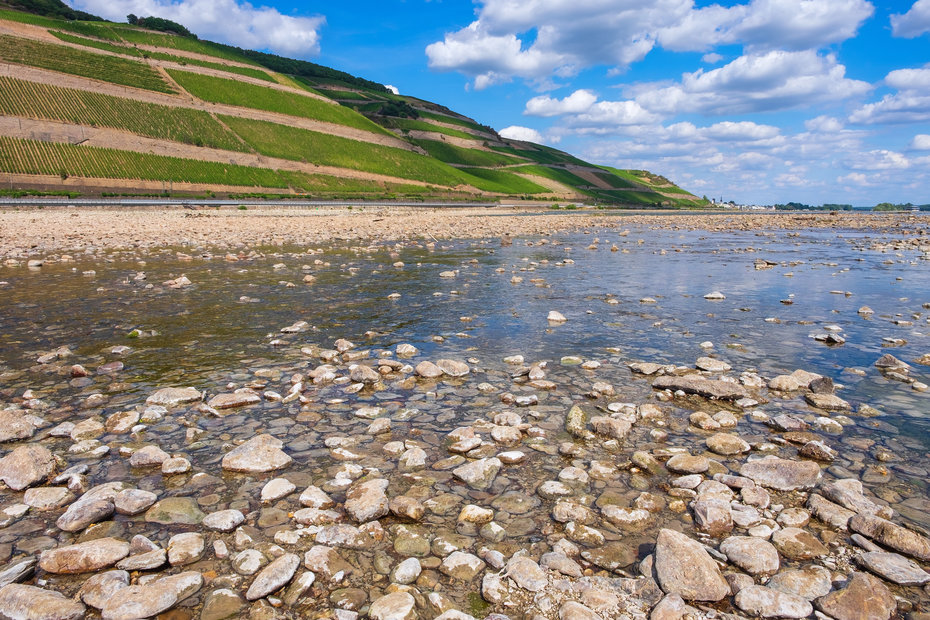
[[710, 199, 928, 212]]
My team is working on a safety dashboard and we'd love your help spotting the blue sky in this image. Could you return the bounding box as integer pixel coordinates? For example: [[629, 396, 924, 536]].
[[70, 0, 930, 206]]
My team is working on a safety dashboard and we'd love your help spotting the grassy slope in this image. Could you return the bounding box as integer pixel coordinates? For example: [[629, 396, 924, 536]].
[[0, 8, 705, 204]]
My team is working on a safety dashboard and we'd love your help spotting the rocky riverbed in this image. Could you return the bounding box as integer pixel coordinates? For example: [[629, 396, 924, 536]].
[[0, 209, 929, 619]]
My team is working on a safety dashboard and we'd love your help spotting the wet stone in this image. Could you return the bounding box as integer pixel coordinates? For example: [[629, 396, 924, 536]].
[[78, 570, 129, 609], [23, 486, 72, 510], [39, 537, 129, 574], [740, 456, 821, 491], [201, 589, 244, 620], [440, 551, 485, 581], [144, 496, 205, 525], [771, 527, 828, 560], [0, 444, 55, 491], [146, 387, 201, 407], [369, 591, 416, 620], [0, 409, 35, 442], [452, 457, 501, 490], [654, 528, 729, 602], [203, 509, 245, 532], [815, 572, 896, 620], [720, 536, 779, 575], [167, 532, 204, 566], [856, 551, 930, 585], [0, 583, 86, 620], [246, 552, 300, 600], [735, 585, 813, 619], [221, 434, 292, 473], [767, 565, 833, 600], [114, 488, 157, 515]]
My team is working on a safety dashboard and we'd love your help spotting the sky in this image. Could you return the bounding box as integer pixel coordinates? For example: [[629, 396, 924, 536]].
[[67, 0, 930, 206]]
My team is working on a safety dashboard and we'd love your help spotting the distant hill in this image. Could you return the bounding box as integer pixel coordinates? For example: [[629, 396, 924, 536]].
[[0, 7, 708, 206]]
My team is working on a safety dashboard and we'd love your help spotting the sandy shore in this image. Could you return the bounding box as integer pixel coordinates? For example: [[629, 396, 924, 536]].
[[0, 206, 925, 258]]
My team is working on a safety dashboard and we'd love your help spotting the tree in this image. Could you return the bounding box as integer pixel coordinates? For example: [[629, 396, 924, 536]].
[[126, 13, 138, 24]]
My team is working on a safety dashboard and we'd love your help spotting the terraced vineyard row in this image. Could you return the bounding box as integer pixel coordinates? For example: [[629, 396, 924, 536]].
[[167, 70, 394, 136], [220, 116, 465, 186], [388, 118, 477, 141], [50, 31, 142, 56], [0, 77, 247, 151], [0, 9, 121, 40], [0, 34, 173, 93], [0, 136, 288, 187]]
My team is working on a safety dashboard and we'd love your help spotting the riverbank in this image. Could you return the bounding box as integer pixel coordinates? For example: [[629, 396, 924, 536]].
[[0, 206, 927, 259]]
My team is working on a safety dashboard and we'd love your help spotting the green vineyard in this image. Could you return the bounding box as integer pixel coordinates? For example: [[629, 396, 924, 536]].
[[0, 77, 247, 151], [167, 70, 393, 136], [0, 35, 173, 93], [0, 136, 291, 187]]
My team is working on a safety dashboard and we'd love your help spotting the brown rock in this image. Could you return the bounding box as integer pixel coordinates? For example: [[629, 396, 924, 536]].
[[815, 572, 896, 620]]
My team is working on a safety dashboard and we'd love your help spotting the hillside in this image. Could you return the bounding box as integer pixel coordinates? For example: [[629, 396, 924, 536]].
[[0, 7, 708, 206]]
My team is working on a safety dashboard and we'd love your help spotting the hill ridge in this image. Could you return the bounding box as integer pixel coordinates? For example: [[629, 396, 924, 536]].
[[0, 7, 708, 206]]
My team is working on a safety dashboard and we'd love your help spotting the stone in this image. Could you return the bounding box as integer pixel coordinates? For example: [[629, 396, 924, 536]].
[[261, 478, 296, 502], [100, 583, 177, 620], [767, 565, 832, 600], [559, 601, 602, 620], [771, 527, 828, 560], [345, 478, 389, 522], [740, 457, 821, 491], [666, 454, 709, 474], [0, 444, 55, 490], [369, 592, 416, 620], [440, 551, 485, 581], [693, 498, 733, 536], [415, 361, 443, 378], [506, 556, 547, 592], [856, 551, 930, 585], [0, 584, 85, 620], [167, 532, 204, 566], [203, 509, 245, 532], [23, 486, 72, 510], [390, 496, 425, 521], [654, 528, 729, 601], [299, 485, 334, 509], [547, 310, 567, 322], [391, 557, 422, 584], [0, 410, 35, 442], [540, 552, 583, 578], [696, 356, 730, 371], [815, 572, 896, 620], [0, 558, 35, 589], [114, 489, 157, 515], [221, 434, 292, 473], [303, 546, 353, 581], [590, 416, 631, 440], [116, 549, 166, 571], [208, 391, 262, 409], [452, 458, 501, 490], [201, 589, 244, 620], [807, 493, 855, 530], [566, 405, 589, 438], [78, 570, 129, 609], [652, 375, 749, 400], [128, 445, 170, 467], [105, 410, 139, 434], [735, 585, 813, 619], [146, 387, 201, 407], [437, 359, 470, 377], [144, 496, 205, 524], [821, 479, 892, 519], [799, 440, 836, 461], [706, 433, 750, 456], [649, 594, 700, 620], [850, 514, 930, 561], [246, 553, 300, 600], [39, 538, 129, 573], [804, 393, 851, 411], [720, 536, 779, 575]]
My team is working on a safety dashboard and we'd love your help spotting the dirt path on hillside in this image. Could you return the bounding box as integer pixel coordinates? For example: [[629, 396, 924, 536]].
[[563, 165, 618, 190], [2, 172, 301, 195], [511, 172, 578, 199], [0, 116, 439, 188], [0, 63, 417, 152], [0, 18, 61, 43]]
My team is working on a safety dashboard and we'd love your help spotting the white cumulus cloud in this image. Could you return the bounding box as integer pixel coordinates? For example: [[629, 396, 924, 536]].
[[632, 50, 870, 116], [848, 65, 930, 124], [499, 125, 544, 143], [525, 90, 599, 117], [912, 134, 930, 149], [69, 0, 325, 57], [426, 0, 874, 88], [891, 0, 930, 37]]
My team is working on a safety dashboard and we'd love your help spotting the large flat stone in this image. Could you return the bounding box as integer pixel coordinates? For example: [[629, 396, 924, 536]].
[[652, 375, 749, 400], [740, 457, 821, 491], [221, 434, 292, 473], [654, 528, 729, 602], [0, 583, 86, 620], [39, 538, 129, 574], [0, 444, 55, 491]]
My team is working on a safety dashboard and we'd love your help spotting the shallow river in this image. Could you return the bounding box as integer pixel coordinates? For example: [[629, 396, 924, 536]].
[[0, 219, 928, 618]]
